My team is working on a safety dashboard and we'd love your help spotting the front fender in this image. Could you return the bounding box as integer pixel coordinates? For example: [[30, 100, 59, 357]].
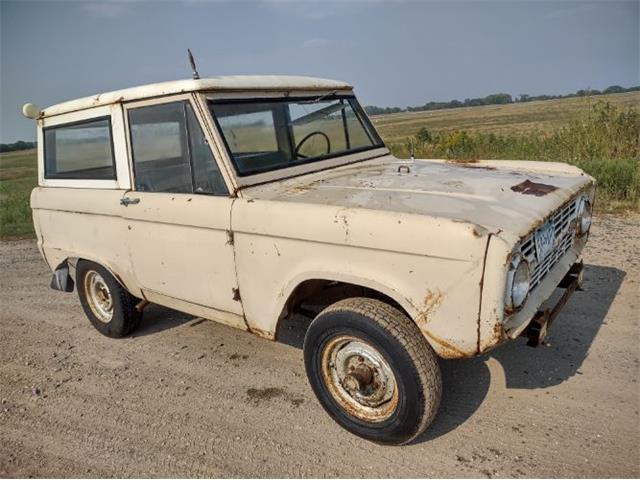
[[234, 232, 488, 358]]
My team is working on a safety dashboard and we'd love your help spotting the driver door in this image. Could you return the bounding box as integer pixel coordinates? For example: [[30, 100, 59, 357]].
[[121, 96, 244, 327]]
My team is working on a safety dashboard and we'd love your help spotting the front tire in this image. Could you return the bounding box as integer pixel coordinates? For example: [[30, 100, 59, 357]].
[[76, 260, 141, 338], [303, 297, 442, 445]]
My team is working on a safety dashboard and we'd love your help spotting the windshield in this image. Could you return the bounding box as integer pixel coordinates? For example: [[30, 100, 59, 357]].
[[209, 95, 384, 176]]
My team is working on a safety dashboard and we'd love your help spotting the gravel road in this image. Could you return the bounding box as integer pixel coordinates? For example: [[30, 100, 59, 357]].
[[1, 214, 638, 478]]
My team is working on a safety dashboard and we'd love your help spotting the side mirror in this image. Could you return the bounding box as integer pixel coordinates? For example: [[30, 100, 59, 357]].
[[22, 103, 41, 119]]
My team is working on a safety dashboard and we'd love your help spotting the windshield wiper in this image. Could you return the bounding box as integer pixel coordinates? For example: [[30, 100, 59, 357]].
[[299, 91, 338, 104], [290, 102, 345, 126]]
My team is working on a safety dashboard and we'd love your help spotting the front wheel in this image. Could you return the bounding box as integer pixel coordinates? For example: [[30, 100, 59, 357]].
[[303, 297, 442, 445], [76, 260, 142, 338]]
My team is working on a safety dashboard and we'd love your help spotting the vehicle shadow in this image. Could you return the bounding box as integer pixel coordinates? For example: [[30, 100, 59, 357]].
[[132, 303, 196, 337], [277, 314, 313, 349], [413, 263, 625, 443]]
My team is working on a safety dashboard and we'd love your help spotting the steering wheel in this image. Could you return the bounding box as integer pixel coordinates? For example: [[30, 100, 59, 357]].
[[294, 131, 331, 159]]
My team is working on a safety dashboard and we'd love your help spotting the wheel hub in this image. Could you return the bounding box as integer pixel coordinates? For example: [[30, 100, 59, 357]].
[[84, 270, 113, 323], [321, 336, 398, 422]]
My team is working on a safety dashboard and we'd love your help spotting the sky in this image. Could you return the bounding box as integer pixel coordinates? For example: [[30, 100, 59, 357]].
[[1, 0, 638, 143]]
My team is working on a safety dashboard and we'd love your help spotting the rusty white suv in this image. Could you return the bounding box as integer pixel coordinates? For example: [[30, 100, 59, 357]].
[[25, 75, 594, 444]]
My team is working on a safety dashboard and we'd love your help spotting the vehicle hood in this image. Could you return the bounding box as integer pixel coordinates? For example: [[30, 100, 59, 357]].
[[243, 156, 594, 241]]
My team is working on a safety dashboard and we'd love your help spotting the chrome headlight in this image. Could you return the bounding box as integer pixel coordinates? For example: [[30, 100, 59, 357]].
[[506, 255, 530, 312], [576, 197, 592, 237]]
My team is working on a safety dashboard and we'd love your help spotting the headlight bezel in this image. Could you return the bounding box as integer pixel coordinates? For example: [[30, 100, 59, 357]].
[[505, 254, 531, 313], [575, 196, 592, 237]]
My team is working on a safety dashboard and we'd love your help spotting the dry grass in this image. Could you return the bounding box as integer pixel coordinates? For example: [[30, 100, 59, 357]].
[[372, 91, 640, 142]]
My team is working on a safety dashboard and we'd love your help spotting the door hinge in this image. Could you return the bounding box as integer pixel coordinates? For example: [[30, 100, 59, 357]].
[[226, 230, 234, 246]]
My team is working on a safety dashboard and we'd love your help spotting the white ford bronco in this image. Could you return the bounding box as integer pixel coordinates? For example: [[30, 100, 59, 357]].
[[25, 75, 594, 445]]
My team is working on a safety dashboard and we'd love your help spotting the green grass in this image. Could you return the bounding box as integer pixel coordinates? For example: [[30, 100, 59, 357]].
[[0, 149, 37, 238]]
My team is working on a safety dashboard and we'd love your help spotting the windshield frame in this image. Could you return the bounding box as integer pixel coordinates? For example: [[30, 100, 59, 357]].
[[207, 93, 386, 180]]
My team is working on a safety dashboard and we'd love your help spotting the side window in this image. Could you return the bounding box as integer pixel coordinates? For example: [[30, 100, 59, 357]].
[[129, 102, 192, 193], [44, 117, 115, 179], [128, 101, 227, 195]]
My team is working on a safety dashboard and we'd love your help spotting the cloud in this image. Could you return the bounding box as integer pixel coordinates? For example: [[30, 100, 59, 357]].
[[81, 2, 129, 19]]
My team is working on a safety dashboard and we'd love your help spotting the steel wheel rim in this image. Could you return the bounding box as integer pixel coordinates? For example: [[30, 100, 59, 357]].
[[84, 270, 113, 323], [321, 335, 399, 423]]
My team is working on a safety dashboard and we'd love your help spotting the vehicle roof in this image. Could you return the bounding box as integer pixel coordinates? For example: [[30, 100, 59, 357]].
[[41, 75, 353, 117]]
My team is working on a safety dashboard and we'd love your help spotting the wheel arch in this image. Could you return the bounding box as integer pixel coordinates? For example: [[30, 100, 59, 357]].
[[273, 272, 423, 343], [55, 253, 141, 298]]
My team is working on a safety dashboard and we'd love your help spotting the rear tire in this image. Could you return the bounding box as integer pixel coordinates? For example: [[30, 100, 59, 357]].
[[76, 260, 141, 338], [303, 297, 442, 445]]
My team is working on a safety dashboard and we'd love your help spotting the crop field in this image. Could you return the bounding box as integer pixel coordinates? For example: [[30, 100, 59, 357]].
[[372, 91, 640, 141], [1, 91, 638, 238]]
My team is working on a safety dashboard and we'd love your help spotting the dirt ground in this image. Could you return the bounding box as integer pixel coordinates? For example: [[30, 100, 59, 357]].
[[1, 214, 638, 478]]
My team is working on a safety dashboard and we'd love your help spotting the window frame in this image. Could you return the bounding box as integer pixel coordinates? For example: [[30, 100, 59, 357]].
[[43, 115, 117, 181], [38, 104, 130, 190], [123, 94, 233, 197], [208, 94, 385, 178]]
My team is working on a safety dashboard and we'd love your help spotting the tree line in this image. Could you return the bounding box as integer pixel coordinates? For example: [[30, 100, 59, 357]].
[[0, 140, 37, 153], [364, 85, 640, 116]]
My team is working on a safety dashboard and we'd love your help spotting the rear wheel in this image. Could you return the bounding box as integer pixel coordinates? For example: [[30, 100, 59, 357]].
[[303, 297, 442, 445], [76, 260, 141, 338]]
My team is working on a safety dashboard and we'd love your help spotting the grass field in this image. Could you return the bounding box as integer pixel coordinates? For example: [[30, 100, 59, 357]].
[[1, 91, 638, 238], [0, 149, 37, 238], [372, 91, 640, 141]]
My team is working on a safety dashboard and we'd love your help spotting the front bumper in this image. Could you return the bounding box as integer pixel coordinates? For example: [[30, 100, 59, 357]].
[[522, 261, 584, 346]]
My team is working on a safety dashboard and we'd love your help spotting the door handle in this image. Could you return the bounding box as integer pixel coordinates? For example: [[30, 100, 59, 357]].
[[120, 197, 140, 206]]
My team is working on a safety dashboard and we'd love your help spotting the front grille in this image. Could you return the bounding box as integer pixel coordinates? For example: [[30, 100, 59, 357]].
[[518, 197, 579, 289]]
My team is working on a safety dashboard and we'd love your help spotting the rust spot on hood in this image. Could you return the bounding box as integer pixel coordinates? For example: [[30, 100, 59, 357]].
[[511, 179, 558, 196], [285, 185, 313, 195], [447, 159, 496, 170]]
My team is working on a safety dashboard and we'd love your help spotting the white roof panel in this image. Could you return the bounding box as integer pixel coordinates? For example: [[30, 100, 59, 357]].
[[42, 75, 353, 117]]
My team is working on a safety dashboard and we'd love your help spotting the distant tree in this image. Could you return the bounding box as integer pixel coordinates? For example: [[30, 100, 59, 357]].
[[362, 84, 638, 116], [603, 85, 625, 94], [484, 93, 513, 105], [0, 141, 36, 153], [364, 105, 404, 115]]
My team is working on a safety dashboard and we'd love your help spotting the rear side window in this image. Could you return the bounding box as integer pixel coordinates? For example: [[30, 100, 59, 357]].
[[44, 117, 115, 180]]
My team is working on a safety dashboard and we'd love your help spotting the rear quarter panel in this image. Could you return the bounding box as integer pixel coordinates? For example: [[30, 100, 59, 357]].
[[30, 187, 139, 295]]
